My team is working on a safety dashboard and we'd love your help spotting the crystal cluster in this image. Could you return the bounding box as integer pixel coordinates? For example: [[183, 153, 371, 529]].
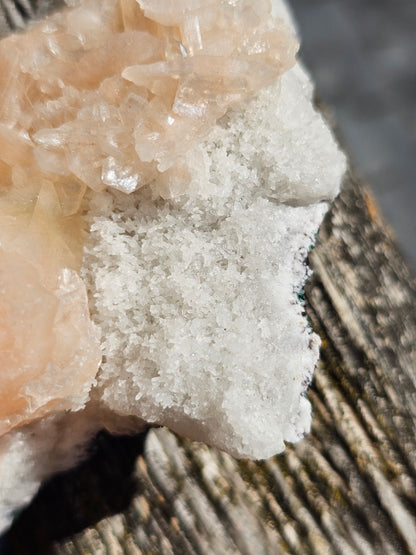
[[83, 66, 345, 459], [0, 0, 347, 534], [0, 165, 101, 434], [1, 0, 297, 196], [0, 0, 297, 437]]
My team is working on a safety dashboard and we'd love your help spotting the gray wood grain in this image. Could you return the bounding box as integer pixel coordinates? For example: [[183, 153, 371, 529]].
[[0, 0, 62, 34]]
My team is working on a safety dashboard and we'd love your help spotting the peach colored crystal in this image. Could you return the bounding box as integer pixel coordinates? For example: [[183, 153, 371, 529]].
[[0, 0, 297, 434], [0, 252, 101, 436], [0, 0, 297, 196], [0, 166, 101, 436]]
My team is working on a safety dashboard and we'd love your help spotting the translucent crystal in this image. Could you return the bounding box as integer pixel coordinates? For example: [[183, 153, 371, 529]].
[[0, 0, 297, 196], [0, 251, 101, 436], [0, 162, 102, 435]]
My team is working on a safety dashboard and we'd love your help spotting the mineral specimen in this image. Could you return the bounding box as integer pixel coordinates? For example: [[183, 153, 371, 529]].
[[0, 0, 346, 533], [0, 0, 298, 437]]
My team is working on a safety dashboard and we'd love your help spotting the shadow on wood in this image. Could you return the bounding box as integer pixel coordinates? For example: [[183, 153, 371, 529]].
[[0, 431, 148, 554]]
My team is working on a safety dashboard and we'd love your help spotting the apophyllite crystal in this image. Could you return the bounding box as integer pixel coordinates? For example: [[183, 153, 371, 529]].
[[0, 0, 346, 533]]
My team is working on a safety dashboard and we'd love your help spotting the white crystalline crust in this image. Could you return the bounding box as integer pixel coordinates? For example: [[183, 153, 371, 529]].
[[0, 0, 346, 534], [82, 64, 345, 460]]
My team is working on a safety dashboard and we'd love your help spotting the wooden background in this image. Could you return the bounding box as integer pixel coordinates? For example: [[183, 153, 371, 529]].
[[1, 3, 416, 553]]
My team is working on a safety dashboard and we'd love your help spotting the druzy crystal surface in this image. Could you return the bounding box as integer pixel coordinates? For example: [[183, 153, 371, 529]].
[[0, 0, 346, 533]]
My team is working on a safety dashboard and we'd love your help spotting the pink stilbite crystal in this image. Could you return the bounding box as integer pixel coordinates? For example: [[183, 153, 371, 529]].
[[0, 0, 297, 195], [0, 249, 101, 436]]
